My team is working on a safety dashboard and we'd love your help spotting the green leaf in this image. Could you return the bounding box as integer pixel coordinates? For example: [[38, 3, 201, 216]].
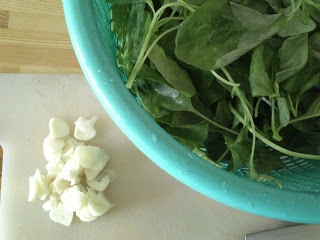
[[163, 122, 209, 147], [295, 73, 320, 104], [254, 149, 285, 174], [309, 32, 320, 51], [148, 44, 196, 97], [224, 126, 252, 172], [138, 64, 171, 86], [249, 44, 275, 97], [111, 3, 147, 77], [107, 0, 147, 3], [175, 0, 247, 71], [190, 70, 229, 105], [302, 95, 320, 118], [266, 0, 284, 12], [214, 99, 234, 128], [303, 0, 320, 23], [277, 97, 290, 127], [278, 8, 316, 37], [230, 2, 282, 30], [282, 48, 317, 93], [276, 33, 308, 83], [214, 18, 286, 70]]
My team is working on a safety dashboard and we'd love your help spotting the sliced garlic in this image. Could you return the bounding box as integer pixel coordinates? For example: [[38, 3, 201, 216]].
[[76, 146, 109, 171], [86, 172, 110, 192], [49, 117, 70, 139], [49, 204, 73, 226], [42, 198, 59, 211], [75, 117, 97, 132], [100, 168, 117, 183], [61, 137, 78, 156], [28, 176, 39, 202], [60, 186, 87, 212], [74, 117, 97, 141], [49, 178, 70, 194], [84, 168, 101, 181], [43, 136, 65, 161], [46, 161, 65, 176], [76, 205, 98, 222], [58, 158, 83, 182], [87, 188, 113, 217], [29, 169, 49, 201]]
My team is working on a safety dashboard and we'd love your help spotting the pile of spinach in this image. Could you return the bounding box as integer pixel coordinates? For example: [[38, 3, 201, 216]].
[[106, 0, 320, 187]]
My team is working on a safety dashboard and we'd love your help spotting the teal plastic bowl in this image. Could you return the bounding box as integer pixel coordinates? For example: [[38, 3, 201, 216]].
[[62, 0, 320, 223]]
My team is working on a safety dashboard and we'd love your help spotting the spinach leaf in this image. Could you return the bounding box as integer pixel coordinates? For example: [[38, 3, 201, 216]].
[[266, 0, 284, 12], [303, 0, 320, 22], [175, 0, 247, 71], [148, 44, 196, 97], [224, 126, 251, 172], [310, 32, 320, 51], [111, 3, 147, 77], [282, 48, 317, 93], [230, 2, 282, 30], [138, 64, 171, 86], [276, 33, 308, 83], [214, 99, 234, 128], [277, 97, 290, 127], [214, 18, 286, 69], [190, 70, 229, 105], [163, 122, 209, 147], [295, 73, 320, 104], [249, 44, 275, 97], [278, 8, 316, 37]]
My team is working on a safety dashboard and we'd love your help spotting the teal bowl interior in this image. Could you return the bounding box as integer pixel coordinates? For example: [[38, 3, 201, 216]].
[[62, 0, 320, 223]]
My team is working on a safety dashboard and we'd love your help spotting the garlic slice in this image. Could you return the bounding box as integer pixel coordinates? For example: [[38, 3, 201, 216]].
[[60, 186, 87, 212], [74, 117, 97, 141], [76, 146, 109, 171], [49, 204, 73, 226], [49, 177, 70, 194], [49, 117, 70, 139], [42, 198, 59, 211], [86, 172, 111, 192], [61, 137, 79, 156], [58, 158, 83, 182], [28, 176, 39, 202], [87, 188, 113, 217], [76, 205, 98, 222], [43, 136, 65, 161], [28, 169, 49, 201]]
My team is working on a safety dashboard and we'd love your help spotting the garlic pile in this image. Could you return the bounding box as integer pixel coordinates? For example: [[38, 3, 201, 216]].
[[28, 117, 115, 226]]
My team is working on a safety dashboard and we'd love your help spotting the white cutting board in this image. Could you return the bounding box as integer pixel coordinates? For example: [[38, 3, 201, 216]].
[[0, 74, 294, 240]]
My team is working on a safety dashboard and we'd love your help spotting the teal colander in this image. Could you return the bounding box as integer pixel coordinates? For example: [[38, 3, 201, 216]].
[[62, 0, 320, 223]]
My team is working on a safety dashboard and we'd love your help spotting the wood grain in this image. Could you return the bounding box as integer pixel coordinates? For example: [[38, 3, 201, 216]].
[[0, 0, 82, 73]]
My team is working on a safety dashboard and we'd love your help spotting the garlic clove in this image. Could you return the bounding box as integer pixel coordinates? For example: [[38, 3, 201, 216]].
[[74, 117, 97, 132], [43, 136, 65, 154], [61, 137, 78, 156], [75, 146, 109, 171], [61, 186, 87, 212], [42, 199, 59, 211], [50, 178, 70, 194], [49, 204, 73, 226], [87, 188, 112, 217], [84, 168, 101, 181], [49, 118, 70, 139], [74, 127, 96, 142], [86, 173, 110, 192], [76, 205, 98, 222], [58, 158, 83, 182], [28, 176, 39, 202]]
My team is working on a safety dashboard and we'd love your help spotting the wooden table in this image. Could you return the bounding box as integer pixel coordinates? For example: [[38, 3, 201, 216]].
[[0, 0, 81, 73], [0, 0, 80, 190]]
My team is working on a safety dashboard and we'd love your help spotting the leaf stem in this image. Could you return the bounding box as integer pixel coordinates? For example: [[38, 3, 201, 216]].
[[254, 98, 262, 118], [221, 67, 257, 177], [287, 93, 297, 117], [217, 149, 230, 162], [193, 110, 239, 135], [194, 148, 223, 168], [126, 1, 195, 89], [228, 102, 320, 160], [211, 70, 240, 87], [289, 113, 320, 124]]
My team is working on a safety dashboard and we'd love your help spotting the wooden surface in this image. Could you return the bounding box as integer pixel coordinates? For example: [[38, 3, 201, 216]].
[[0, 0, 81, 73]]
